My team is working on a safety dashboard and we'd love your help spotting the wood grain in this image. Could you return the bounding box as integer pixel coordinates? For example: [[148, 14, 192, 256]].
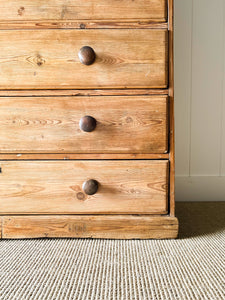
[[0, 0, 167, 22], [0, 29, 168, 89], [0, 20, 168, 30], [0, 154, 169, 160], [0, 96, 168, 154], [168, 0, 175, 216], [2, 215, 178, 239], [0, 0, 178, 239], [0, 160, 169, 215], [0, 89, 169, 97]]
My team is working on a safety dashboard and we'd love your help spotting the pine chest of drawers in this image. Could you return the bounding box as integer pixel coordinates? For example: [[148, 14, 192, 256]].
[[0, 0, 178, 239]]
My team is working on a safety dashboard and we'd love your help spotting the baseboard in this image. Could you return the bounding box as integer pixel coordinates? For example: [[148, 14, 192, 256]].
[[175, 176, 225, 202]]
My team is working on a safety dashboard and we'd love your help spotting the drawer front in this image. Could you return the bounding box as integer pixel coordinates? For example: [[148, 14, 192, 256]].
[[0, 1, 167, 23], [0, 160, 168, 214], [0, 96, 168, 154], [0, 29, 168, 89]]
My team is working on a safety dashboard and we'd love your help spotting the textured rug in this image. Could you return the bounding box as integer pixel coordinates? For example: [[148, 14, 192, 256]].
[[0, 202, 224, 300]]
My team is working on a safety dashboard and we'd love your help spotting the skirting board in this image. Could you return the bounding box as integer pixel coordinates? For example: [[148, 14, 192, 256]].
[[176, 176, 225, 202], [0, 215, 178, 240]]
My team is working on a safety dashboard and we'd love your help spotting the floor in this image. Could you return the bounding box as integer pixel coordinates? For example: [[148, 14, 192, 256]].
[[0, 202, 224, 300]]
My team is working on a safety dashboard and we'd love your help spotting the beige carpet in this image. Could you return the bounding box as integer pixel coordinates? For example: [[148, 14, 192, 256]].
[[0, 202, 224, 300]]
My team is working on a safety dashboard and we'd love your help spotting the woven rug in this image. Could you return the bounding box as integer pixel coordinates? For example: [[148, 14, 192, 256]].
[[0, 202, 224, 300]]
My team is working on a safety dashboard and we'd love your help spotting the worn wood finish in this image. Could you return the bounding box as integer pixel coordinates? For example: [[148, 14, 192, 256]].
[[0, 160, 169, 215], [0, 96, 168, 154], [0, 0, 178, 239], [0, 1, 167, 22], [0, 89, 169, 97], [0, 153, 169, 160], [0, 20, 168, 30], [2, 215, 178, 239], [0, 29, 168, 90], [168, 0, 175, 216]]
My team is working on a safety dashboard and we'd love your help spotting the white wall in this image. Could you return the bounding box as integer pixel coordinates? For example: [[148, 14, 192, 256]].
[[174, 0, 225, 201]]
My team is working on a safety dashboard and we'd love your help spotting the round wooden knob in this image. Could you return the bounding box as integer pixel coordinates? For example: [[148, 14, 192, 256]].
[[82, 179, 99, 195], [79, 116, 96, 132], [78, 46, 96, 65]]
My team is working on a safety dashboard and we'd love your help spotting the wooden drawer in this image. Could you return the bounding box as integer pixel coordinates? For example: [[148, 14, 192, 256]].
[[0, 96, 168, 154], [0, 29, 168, 89], [0, 1, 167, 24], [0, 160, 168, 214]]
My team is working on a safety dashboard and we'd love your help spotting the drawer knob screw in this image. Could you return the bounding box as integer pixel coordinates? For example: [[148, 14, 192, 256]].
[[78, 46, 96, 65], [79, 116, 96, 132], [82, 179, 99, 195]]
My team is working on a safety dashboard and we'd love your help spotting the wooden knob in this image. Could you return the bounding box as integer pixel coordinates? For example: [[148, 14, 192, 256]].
[[78, 46, 96, 65], [79, 116, 96, 132], [82, 179, 99, 195]]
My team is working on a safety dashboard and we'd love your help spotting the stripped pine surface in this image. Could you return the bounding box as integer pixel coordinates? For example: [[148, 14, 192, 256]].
[[0, 29, 168, 89], [0, 160, 168, 215], [2, 215, 178, 239], [0, 0, 167, 23], [0, 96, 168, 154]]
